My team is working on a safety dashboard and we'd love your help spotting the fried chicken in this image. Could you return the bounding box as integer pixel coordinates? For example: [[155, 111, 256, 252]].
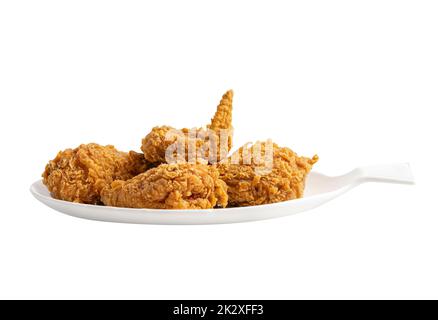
[[42, 143, 150, 204], [141, 90, 233, 164], [217, 141, 318, 207], [101, 163, 228, 209], [207, 89, 233, 151], [40, 89, 320, 210]]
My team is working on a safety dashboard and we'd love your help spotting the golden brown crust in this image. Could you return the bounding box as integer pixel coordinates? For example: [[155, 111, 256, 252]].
[[141, 90, 233, 164], [42, 143, 150, 204], [207, 90, 233, 150], [101, 163, 228, 209], [140, 125, 177, 164], [218, 141, 318, 207]]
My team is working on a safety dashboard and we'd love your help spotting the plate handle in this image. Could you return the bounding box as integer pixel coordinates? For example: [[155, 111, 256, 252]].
[[356, 163, 415, 185]]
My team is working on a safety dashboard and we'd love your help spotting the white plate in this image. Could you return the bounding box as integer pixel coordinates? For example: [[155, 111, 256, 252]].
[[30, 164, 414, 225]]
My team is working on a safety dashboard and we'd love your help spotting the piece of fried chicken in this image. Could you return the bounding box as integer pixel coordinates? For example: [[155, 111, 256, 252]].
[[43, 143, 150, 204], [141, 90, 233, 164], [217, 141, 318, 207], [101, 163, 228, 209]]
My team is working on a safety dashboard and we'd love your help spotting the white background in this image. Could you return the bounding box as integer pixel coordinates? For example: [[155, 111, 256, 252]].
[[0, 0, 437, 299]]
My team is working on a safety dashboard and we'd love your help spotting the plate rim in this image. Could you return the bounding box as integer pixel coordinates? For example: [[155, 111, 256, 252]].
[[30, 178, 340, 213]]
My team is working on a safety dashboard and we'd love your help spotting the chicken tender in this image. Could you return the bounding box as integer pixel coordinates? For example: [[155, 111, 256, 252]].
[[141, 90, 233, 164], [42, 143, 150, 204], [101, 163, 228, 209], [218, 141, 318, 207]]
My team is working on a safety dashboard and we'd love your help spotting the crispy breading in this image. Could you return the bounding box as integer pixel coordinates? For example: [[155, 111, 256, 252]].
[[217, 141, 318, 207], [141, 90, 233, 164], [207, 90, 234, 150], [140, 126, 207, 164], [42, 143, 150, 204], [101, 163, 228, 209]]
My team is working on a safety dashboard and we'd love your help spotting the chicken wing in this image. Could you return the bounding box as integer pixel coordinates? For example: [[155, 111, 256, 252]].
[[42, 143, 150, 204], [141, 90, 233, 164]]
